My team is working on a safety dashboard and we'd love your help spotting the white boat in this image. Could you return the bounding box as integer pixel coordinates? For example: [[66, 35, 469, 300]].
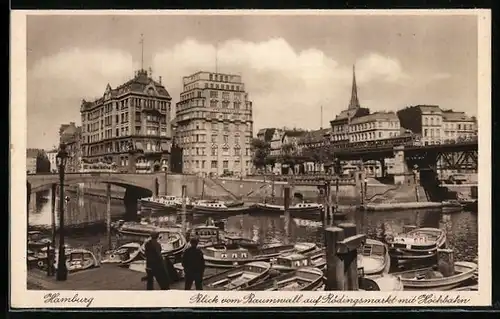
[[254, 202, 323, 214], [391, 261, 478, 291], [204, 261, 271, 290], [357, 239, 391, 276], [101, 242, 142, 265], [192, 200, 252, 215], [54, 248, 99, 273], [245, 267, 324, 291], [140, 195, 186, 210], [387, 227, 447, 261]]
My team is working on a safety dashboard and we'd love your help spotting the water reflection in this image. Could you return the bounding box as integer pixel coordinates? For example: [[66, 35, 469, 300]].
[[29, 194, 478, 262]]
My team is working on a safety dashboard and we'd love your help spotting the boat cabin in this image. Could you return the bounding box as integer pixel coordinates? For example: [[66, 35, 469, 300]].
[[276, 253, 312, 268], [197, 200, 227, 208], [28, 231, 47, 242], [294, 202, 322, 208]]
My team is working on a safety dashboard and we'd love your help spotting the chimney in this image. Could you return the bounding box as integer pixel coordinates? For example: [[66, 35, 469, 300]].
[[159, 76, 162, 84]]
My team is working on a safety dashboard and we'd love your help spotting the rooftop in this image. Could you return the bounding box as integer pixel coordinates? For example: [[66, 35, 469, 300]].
[[298, 128, 331, 144], [442, 111, 476, 122], [350, 112, 399, 125]]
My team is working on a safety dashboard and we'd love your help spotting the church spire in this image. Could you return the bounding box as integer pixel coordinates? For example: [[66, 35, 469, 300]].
[[348, 64, 360, 110]]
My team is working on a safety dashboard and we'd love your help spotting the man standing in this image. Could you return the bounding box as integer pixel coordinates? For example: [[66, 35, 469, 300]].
[[144, 231, 170, 290], [182, 237, 205, 290]]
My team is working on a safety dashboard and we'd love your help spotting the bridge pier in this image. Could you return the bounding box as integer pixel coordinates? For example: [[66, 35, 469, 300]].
[[393, 146, 410, 185]]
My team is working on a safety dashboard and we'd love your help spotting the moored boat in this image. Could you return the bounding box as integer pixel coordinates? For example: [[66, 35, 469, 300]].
[[357, 239, 391, 276], [358, 274, 404, 291], [254, 202, 323, 214], [140, 195, 181, 210], [391, 261, 478, 290], [192, 200, 252, 215], [460, 199, 478, 213], [101, 242, 142, 265], [271, 249, 326, 274], [244, 267, 324, 291], [116, 222, 187, 259], [54, 248, 99, 273], [386, 227, 447, 261], [442, 200, 464, 213], [27, 231, 52, 251], [204, 261, 271, 290], [187, 224, 225, 247]]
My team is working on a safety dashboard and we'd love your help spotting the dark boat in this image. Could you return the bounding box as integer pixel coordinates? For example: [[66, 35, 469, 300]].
[[254, 202, 323, 214], [202, 238, 313, 268], [27, 231, 52, 251], [386, 227, 447, 261], [244, 267, 324, 291], [203, 261, 271, 290], [116, 222, 187, 259], [460, 199, 478, 213], [101, 242, 142, 265], [391, 261, 478, 290], [192, 200, 252, 215]]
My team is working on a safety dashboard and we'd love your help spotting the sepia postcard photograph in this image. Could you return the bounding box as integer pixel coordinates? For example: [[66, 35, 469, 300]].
[[10, 9, 491, 309]]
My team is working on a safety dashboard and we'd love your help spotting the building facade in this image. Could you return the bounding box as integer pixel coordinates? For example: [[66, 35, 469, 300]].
[[269, 129, 285, 157], [397, 105, 443, 145], [26, 156, 37, 174], [26, 148, 50, 174], [442, 110, 477, 143], [46, 149, 58, 173], [330, 65, 370, 144], [348, 112, 401, 142], [80, 69, 172, 173], [173, 71, 254, 177]]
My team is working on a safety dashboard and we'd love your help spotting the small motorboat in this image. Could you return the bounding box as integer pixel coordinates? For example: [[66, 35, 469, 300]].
[[27, 231, 52, 250], [202, 237, 298, 268], [101, 242, 142, 265], [140, 195, 181, 211], [54, 248, 99, 273], [244, 267, 324, 291], [271, 247, 325, 274], [391, 261, 478, 291], [357, 239, 391, 276], [386, 227, 446, 261], [192, 200, 252, 215], [204, 261, 271, 290], [254, 202, 323, 214], [116, 222, 187, 259]]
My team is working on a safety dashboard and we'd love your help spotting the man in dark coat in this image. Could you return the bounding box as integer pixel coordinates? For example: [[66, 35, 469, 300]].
[[182, 237, 205, 290], [144, 231, 170, 290]]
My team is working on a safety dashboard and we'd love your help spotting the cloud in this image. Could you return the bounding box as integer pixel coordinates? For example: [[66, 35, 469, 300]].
[[152, 38, 410, 132], [28, 38, 411, 148]]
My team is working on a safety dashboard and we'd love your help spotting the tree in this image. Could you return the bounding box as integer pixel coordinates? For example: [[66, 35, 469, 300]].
[[250, 138, 271, 172], [279, 143, 297, 167], [36, 151, 51, 173]]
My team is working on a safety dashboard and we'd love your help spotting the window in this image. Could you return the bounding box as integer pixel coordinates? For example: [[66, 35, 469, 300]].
[[210, 91, 218, 98], [234, 148, 240, 156], [223, 135, 229, 143], [211, 135, 217, 143], [424, 129, 428, 137], [223, 123, 229, 131], [223, 161, 229, 169], [211, 148, 217, 156], [211, 160, 217, 169], [424, 117, 428, 125]]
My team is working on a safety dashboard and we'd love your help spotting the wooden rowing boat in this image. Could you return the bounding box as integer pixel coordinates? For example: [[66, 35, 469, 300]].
[[203, 261, 271, 290], [387, 227, 446, 261], [391, 261, 477, 290], [101, 242, 142, 265], [53, 248, 99, 273], [357, 238, 391, 276], [244, 267, 324, 291]]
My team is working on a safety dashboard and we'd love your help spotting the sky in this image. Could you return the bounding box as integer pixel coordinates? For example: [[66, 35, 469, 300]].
[[26, 13, 479, 149]]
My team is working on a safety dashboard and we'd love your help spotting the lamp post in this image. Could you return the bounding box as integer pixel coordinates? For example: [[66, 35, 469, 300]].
[[56, 143, 68, 281]]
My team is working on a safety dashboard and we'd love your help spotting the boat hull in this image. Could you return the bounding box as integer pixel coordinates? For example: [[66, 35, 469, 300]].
[[203, 261, 271, 290], [387, 228, 447, 261], [139, 200, 177, 211], [192, 206, 252, 215], [244, 267, 324, 291], [203, 244, 296, 268], [254, 203, 322, 214]]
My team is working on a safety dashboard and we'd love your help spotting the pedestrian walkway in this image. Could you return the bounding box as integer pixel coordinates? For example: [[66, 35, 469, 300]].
[[27, 265, 220, 290]]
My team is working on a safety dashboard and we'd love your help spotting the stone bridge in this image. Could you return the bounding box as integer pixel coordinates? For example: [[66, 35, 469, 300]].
[[27, 172, 168, 195]]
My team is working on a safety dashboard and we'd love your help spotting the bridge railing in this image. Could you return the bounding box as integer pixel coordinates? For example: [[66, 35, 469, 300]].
[[258, 174, 356, 185]]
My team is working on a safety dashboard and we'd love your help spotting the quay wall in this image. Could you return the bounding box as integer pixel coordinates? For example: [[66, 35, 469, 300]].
[[63, 174, 425, 205]]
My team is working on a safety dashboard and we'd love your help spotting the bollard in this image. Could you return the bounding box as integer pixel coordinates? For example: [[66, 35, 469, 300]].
[[283, 185, 291, 245], [338, 223, 358, 290], [402, 225, 417, 234], [324, 226, 345, 290], [335, 177, 339, 212], [437, 248, 455, 277]]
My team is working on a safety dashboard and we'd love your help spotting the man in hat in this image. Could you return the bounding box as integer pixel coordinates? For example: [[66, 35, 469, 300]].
[[144, 231, 170, 290], [182, 237, 205, 290]]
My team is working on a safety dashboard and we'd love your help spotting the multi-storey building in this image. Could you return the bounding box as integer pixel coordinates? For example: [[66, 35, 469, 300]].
[[348, 112, 401, 142], [397, 105, 443, 145], [26, 152, 37, 174], [330, 65, 370, 143], [269, 129, 285, 157], [442, 110, 477, 143], [173, 71, 254, 177], [46, 149, 58, 173], [80, 69, 172, 172]]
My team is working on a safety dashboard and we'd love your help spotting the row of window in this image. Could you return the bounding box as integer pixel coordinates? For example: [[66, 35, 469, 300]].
[[85, 113, 131, 133], [184, 159, 251, 170], [349, 121, 400, 132], [443, 123, 475, 131], [84, 98, 169, 120], [349, 130, 400, 142], [184, 147, 252, 156], [177, 121, 250, 133]]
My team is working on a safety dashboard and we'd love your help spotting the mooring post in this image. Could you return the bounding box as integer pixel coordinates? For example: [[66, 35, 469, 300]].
[[338, 223, 359, 290], [46, 241, 52, 276], [181, 185, 187, 234], [327, 180, 334, 220], [106, 183, 112, 250], [324, 226, 345, 290], [51, 183, 57, 248], [437, 248, 455, 277], [335, 177, 339, 212], [283, 185, 291, 245]]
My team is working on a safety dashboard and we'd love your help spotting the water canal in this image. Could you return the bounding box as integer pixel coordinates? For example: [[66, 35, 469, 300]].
[[28, 192, 478, 263]]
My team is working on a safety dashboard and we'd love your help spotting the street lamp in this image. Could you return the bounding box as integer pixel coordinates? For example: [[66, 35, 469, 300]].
[[56, 143, 68, 281]]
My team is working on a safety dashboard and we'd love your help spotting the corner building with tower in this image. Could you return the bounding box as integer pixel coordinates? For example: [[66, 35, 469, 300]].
[[80, 69, 173, 173], [173, 71, 254, 177]]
